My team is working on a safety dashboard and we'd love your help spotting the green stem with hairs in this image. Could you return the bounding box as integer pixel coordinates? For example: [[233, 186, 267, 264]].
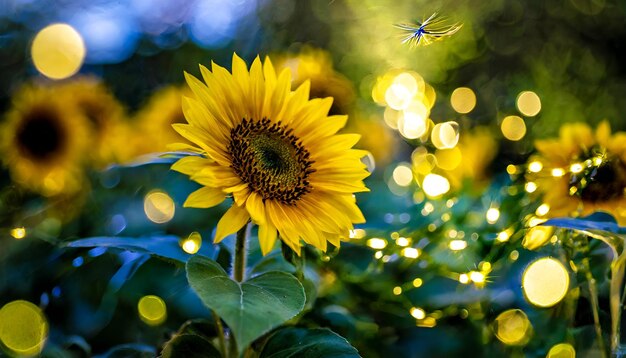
[[233, 223, 249, 283], [228, 222, 250, 357]]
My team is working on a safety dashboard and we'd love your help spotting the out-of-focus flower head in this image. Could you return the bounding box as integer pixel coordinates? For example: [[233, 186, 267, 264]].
[[527, 121, 626, 224], [132, 86, 189, 156], [412, 126, 497, 194], [272, 46, 355, 116], [346, 111, 398, 169], [0, 83, 89, 196], [439, 126, 497, 190], [56, 77, 127, 166]]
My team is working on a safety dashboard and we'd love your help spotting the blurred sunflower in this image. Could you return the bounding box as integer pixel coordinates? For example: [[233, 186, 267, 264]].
[[346, 112, 398, 168], [528, 121, 626, 224], [57, 78, 127, 166], [438, 127, 498, 190], [0, 84, 89, 196], [133, 86, 189, 156], [171, 54, 369, 255], [273, 47, 355, 115], [414, 127, 497, 192]]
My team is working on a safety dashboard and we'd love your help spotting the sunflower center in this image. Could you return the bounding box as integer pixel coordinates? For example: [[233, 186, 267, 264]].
[[16, 109, 65, 161], [569, 154, 626, 202], [228, 118, 315, 204]]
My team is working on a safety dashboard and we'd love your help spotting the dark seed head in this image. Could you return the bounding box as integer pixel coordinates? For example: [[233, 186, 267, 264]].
[[228, 118, 315, 205], [16, 107, 66, 161]]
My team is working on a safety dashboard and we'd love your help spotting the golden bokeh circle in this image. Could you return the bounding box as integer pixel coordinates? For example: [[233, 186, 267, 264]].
[[0, 300, 48, 356], [31, 23, 85, 80]]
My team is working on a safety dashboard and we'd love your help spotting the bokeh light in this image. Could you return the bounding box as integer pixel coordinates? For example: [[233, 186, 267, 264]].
[[422, 174, 450, 198], [367, 238, 387, 250], [385, 80, 415, 110], [450, 87, 476, 114], [31, 23, 86, 79], [516, 91, 541, 117], [392, 163, 414, 187], [0, 300, 48, 356], [431, 122, 460, 149], [144, 190, 175, 224], [522, 257, 569, 307], [181, 232, 202, 254], [547, 343, 576, 358], [449, 240, 467, 251], [397, 106, 428, 139], [528, 161, 543, 173], [410, 307, 426, 320], [10, 227, 26, 239], [401, 247, 420, 258], [501, 115, 526, 141], [486, 208, 500, 224], [494, 309, 532, 346], [138, 295, 167, 326]]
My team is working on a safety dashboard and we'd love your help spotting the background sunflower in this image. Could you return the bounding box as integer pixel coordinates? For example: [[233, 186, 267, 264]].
[[0, 84, 89, 196], [56, 78, 128, 167], [528, 121, 626, 224]]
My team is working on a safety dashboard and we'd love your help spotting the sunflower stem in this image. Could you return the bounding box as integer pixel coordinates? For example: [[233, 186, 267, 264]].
[[583, 257, 608, 358], [233, 223, 249, 283], [212, 310, 227, 357], [227, 222, 249, 358]]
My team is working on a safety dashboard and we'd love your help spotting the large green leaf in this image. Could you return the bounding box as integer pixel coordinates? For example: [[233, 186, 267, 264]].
[[259, 327, 360, 358], [186, 256, 306, 354]]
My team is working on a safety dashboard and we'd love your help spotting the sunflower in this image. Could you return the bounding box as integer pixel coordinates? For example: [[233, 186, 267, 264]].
[[272, 47, 355, 115], [133, 86, 189, 156], [0, 84, 89, 196], [527, 121, 626, 224], [171, 54, 369, 255], [56, 77, 127, 166]]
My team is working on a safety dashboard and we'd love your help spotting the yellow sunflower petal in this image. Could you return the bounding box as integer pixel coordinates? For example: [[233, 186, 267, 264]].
[[232, 186, 250, 207], [258, 221, 277, 255], [245, 192, 266, 224], [596, 120, 611, 147], [184, 187, 226, 208], [171, 156, 211, 176], [232, 53, 250, 98], [214, 205, 250, 243], [182, 96, 229, 142], [278, 228, 302, 256]]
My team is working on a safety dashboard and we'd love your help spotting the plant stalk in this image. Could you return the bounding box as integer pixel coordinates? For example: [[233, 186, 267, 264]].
[[228, 222, 249, 357], [610, 257, 626, 355], [584, 257, 608, 358], [233, 223, 249, 283], [212, 310, 228, 357]]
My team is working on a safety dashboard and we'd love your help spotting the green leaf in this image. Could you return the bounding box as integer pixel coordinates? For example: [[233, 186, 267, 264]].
[[65, 236, 217, 263], [186, 256, 306, 354], [259, 327, 360, 358], [160, 334, 221, 358]]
